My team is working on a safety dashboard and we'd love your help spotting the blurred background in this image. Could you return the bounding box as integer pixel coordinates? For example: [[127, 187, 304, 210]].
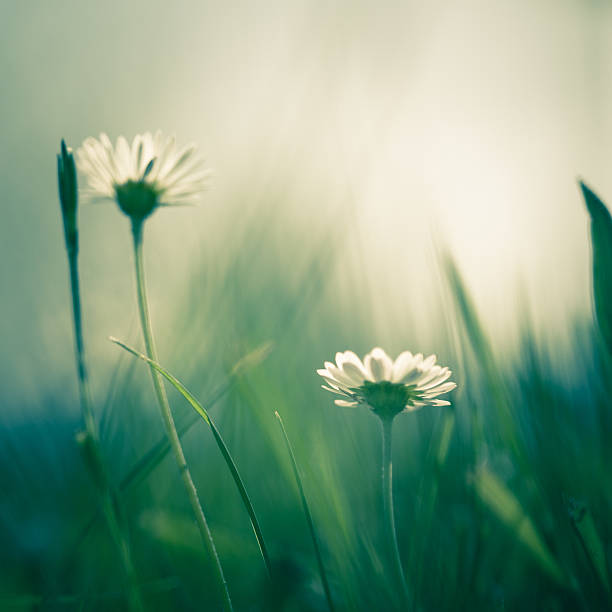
[[2, 1, 612, 610], [2, 0, 611, 402]]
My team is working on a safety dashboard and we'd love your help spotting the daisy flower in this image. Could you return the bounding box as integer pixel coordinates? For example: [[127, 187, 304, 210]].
[[318, 347, 456, 419], [317, 347, 457, 605], [76, 131, 230, 609], [77, 131, 210, 221]]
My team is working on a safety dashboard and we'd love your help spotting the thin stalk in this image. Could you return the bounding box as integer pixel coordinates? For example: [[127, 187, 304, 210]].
[[274, 411, 335, 612], [66, 243, 143, 612], [380, 417, 411, 610], [131, 219, 232, 612], [69, 342, 270, 560], [67, 246, 96, 435], [109, 337, 272, 577]]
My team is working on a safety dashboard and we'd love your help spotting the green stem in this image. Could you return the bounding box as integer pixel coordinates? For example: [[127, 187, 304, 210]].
[[66, 243, 143, 612], [275, 411, 335, 612], [131, 220, 232, 612], [68, 245, 96, 436], [381, 417, 411, 610], [101, 491, 144, 612], [109, 337, 272, 577]]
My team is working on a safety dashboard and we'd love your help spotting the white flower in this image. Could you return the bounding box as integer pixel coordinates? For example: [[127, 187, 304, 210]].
[[317, 347, 456, 417], [77, 132, 210, 220]]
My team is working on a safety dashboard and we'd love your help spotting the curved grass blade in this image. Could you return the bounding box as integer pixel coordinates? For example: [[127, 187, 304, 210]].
[[110, 337, 272, 577], [119, 341, 273, 493], [274, 411, 335, 612], [68, 344, 271, 560]]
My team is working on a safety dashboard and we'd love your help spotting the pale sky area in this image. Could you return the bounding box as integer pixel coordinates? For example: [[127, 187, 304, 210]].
[[1, 0, 611, 403]]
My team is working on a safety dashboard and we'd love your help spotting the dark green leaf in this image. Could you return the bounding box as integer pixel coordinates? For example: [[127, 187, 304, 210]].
[[580, 181, 612, 354]]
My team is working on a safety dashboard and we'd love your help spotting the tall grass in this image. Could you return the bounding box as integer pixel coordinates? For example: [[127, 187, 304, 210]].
[[0, 184, 611, 611]]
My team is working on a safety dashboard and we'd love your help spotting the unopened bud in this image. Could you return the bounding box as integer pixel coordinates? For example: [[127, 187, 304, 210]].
[[57, 139, 78, 251]]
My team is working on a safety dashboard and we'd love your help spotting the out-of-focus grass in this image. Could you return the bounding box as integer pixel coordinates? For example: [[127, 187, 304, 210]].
[[0, 189, 611, 611]]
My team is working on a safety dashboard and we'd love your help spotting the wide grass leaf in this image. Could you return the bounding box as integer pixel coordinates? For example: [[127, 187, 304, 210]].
[[580, 181, 612, 354]]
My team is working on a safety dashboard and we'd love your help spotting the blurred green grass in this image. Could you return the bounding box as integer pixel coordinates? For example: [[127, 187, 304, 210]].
[[1, 190, 611, 611]]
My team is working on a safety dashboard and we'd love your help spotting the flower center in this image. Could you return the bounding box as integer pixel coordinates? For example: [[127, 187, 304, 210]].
[[359, 380, 422, 419], [115, 180, 159, 221]]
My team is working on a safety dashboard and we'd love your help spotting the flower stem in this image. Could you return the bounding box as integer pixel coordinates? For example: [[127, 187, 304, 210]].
[[380, 417, 411, 610], [131, 220, 232, 612], [110, 337, 273, 577], [66, 244, 143, 612]]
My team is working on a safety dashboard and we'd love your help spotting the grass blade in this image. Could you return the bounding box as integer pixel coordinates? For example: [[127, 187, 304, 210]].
[[470, 465, 565, 585], [274, 411, 335, 612], [69, 344, 270, 558], [442, 253, 522, 459], [580, 181, 612, 355], [110, 336, 272, 578], [567, 498, 611, 595]]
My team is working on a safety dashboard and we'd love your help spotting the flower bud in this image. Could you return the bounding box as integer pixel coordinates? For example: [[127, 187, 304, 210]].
[[57, 139, 78, 251]]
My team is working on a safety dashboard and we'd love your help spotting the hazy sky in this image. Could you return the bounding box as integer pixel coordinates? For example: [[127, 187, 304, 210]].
[[2, 0, 611, 402]]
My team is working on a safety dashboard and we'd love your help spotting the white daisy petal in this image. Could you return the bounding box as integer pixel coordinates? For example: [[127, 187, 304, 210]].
[[421, 381, 457, 397], [318, 371, 354, 393], [364, 347, 393, 381], [429, 399, 451, 406], [391, 351, 415, 382], [321, 364, 360, 388], [414, 365, 443, 388], [336, 351, 370, 382], [421, 354, 437, 370], [334, 399, 359, 407], [321, 385, 352, 398], [335, 350, 360, 369], [399, 362, 426, 384], [418, 369, 452, 390], [340, 363, 368, 386]]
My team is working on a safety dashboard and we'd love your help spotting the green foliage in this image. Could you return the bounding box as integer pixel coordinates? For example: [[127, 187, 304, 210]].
[[580, 181, 612, 355], [110, 337, 272, 577], [567, 498, 611, 595], [471, 465, 564, 585], [275, 411, 335, 611], [2, 186, 612, 611]]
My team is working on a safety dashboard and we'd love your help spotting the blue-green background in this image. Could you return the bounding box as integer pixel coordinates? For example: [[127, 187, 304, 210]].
[[2, 2, 612, 610]]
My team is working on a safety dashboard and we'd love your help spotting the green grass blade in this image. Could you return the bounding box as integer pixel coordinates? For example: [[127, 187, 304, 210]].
[[120, 342, 272, 493], [274, 411, 335, 612], [110, 337, 272, 577], [442, 253, 522, 458], [471, 465, 565, 584], [580, 181, 612, 355], [567, 498, 611, 595], [436, 408, 455, 467], [68, 345, 271, 562]]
